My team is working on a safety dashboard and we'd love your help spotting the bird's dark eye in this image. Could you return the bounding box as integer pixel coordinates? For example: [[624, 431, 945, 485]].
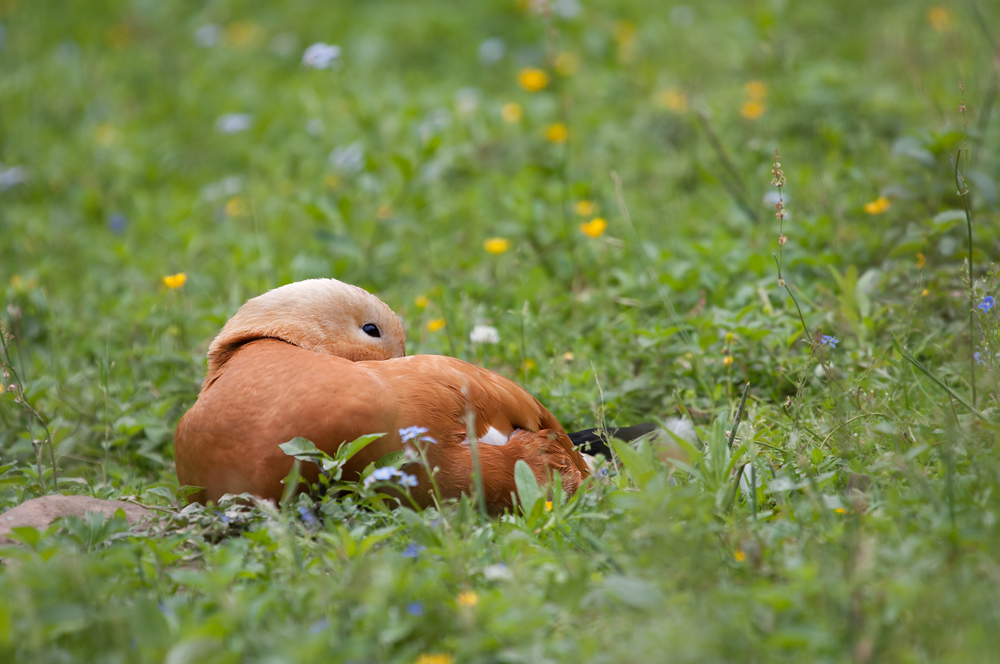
[[362, 323, 381, 338]]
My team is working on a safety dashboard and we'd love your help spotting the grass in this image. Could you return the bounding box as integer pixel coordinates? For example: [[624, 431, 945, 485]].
[[2, 0, 1000, 661]]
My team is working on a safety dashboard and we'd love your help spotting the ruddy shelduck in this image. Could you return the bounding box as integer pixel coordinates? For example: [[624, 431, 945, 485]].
[[174, 279, 590, 512]]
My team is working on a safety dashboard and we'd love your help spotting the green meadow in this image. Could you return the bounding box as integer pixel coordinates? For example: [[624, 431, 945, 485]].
[[2, 0, 1000, 661]]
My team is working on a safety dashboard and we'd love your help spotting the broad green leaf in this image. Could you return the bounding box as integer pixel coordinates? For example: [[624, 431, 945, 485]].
[[514, 460, 541, 513], [610, 438, 656, 489], [334, 433, 385, 463]]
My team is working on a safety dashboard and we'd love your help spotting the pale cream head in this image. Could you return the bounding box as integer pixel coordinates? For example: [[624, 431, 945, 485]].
[[206, 279, 406, 375]]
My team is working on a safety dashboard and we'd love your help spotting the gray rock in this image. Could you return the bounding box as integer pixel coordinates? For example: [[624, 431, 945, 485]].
[[0, 495, 154, 545]]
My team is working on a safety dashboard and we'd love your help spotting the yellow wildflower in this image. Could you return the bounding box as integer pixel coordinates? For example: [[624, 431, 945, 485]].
[[518, 68, 549, 92], [105, 24, 134, 49], [613, 21, 637, 62], [723, 355, 734, 367], [574, 200, 595, 216], [928, 7, 951, 32], [834, 508, 847, 514], [734, 549, 746, 562], [224, 22, 261, 48], [657, 88, 688, 113], [226, 197, 248, 217], [579, 218, 607, 238], [863, 196, 890, 214], [545, 501, 552, 512], [501, 102, 523, 123], [522, 358, 536, 372], [921, 288, 929, 297], [740, 100, 766, 120], [744, 80, 768, 101], [545, 123, 568, 143], [563, 352, 574, 362], [483, 237, 510, 254], [162, 273, 186, 289], [554, 51, 579, 76], [428, 318, 446, 332], [457, 591, 478, 607], [415, 655, 454, 664], [916, 253, 926, 269], [415, 295, 429, 309], [96, 124, 119, 146]]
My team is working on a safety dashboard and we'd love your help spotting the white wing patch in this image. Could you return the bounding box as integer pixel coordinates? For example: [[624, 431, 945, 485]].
[[462, 426, 511, 446]]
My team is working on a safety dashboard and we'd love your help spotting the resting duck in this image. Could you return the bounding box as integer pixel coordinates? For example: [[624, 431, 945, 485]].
[[174, 278, 590, 513]]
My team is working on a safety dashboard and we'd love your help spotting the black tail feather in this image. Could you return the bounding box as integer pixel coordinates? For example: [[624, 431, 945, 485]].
[[568, 423, 658, 458]]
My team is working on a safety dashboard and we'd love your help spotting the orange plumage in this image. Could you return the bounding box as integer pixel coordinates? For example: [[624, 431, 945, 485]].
[[174, 279, 589, 512]]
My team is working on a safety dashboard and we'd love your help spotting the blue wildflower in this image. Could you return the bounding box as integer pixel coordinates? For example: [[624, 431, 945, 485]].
[[979, 296, 994, 313], [821, 335, 839, 348], [406, 602, 425, 616], [297, 505, 319, 528], [402, 542, 425, 558], [309, 618, 330, 634], [400, 426, 435, 444], [975, 352, 985, 366], [108, 213, 127, 233], [368, 467, 397, 482], [398, 472, 419, 488]]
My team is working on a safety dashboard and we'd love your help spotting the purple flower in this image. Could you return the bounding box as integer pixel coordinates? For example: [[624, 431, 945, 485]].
[[975, 352, 985, 366], [402, 542, 425, 558], [406, 602, 424, 616], [821, 335, 839, 348], [979, 296, 994, 313]]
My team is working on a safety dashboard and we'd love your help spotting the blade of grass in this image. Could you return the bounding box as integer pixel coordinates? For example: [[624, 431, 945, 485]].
[[890, 333, 984, 418]]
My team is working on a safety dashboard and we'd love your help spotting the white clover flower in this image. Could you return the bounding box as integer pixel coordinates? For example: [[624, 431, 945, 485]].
[[306, 118, 324, 136], [215, 113, 252, 134], [482, 563, 513, 581], [469, 324, 500, 345], [552, 0, 582, 19], [0, 166, 27, 191], [269, 33, 298, 57], [455, 88, 480, 117], [302, 42, 341, 69], [670, 5, 695, 27], [477, 37, 505, 64], [329, 142, 365, 173], [201, 176, 243, 202], [193, 24, 220, 48], [418, 108, 451, 143]]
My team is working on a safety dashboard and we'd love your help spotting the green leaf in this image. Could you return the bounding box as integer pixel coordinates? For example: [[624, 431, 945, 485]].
[[278, 437, 338, 473], [334, 433, 384, 463], [610, 438, 656, 489], [514, 460, 541, 513]]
